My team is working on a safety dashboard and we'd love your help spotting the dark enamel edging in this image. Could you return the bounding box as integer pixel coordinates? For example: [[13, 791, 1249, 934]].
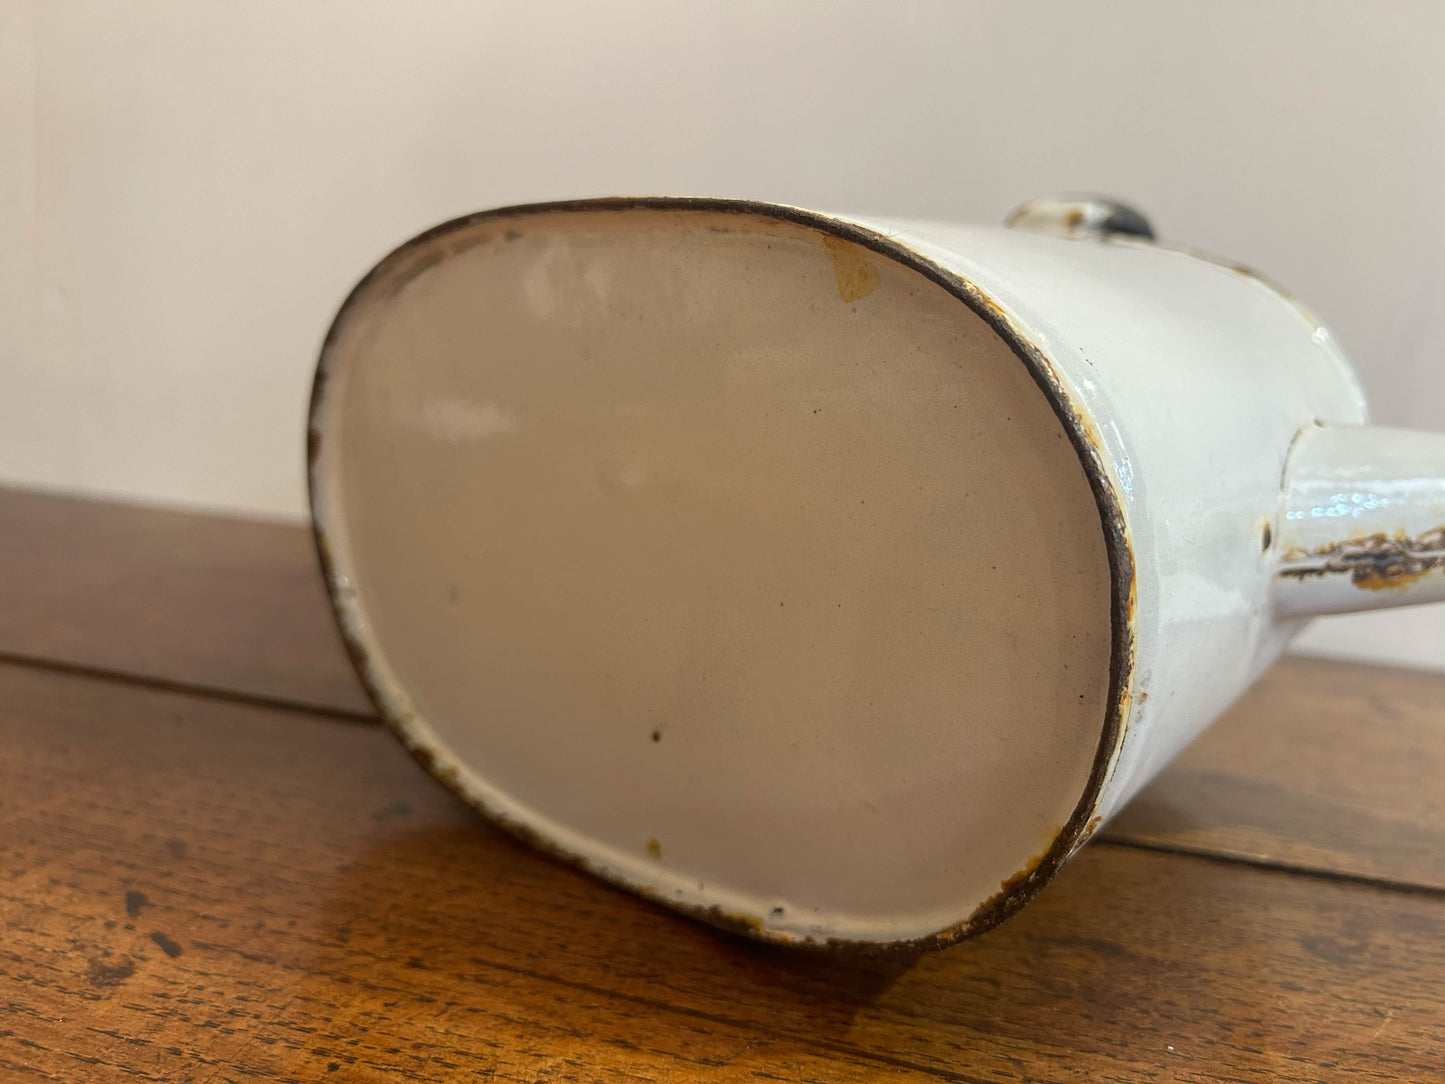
[[306, 197, 1137, 953]]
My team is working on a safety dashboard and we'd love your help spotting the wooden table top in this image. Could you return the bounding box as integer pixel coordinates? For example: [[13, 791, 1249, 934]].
[[1, 485, 1441, 1082]]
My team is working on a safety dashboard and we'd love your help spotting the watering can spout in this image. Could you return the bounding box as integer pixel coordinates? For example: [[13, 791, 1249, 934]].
[[1273, 423, 1445, 616]]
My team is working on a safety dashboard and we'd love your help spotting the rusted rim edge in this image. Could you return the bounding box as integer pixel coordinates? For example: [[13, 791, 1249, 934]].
[[306, 197, 1136, 953]]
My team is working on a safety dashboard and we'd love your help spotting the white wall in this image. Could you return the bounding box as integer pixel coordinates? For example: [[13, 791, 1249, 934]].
[[1, 0, 1441, 669]]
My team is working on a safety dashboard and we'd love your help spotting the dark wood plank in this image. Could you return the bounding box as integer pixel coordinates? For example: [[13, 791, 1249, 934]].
[[0, 485, 370, 717], [2, 661, 1441, 1082], [1105, 655, 1445, 890]]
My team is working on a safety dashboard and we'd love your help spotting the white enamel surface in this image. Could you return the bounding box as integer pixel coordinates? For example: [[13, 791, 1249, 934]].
[[1274, 425, 1445, 614], [313, 198, 1445, 944], [311, 208, 1112, 944], [847, 216, 1370, 820]]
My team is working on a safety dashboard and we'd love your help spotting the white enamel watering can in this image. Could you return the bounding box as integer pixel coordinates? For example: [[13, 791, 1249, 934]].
[[308, 196, 1444, 949]]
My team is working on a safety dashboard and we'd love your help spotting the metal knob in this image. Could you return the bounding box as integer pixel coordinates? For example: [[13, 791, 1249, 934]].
[[1004, 195, 1155, 241]]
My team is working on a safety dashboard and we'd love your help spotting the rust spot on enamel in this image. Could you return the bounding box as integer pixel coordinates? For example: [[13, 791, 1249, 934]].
[[1354, 566, 1437, 591], [997, 858, 1039, 896], [957, 830, 1064, 933], [646, 838, 662, 860], [701, 906, 765, 935], [821, 235, 881, 302], [1279, 526, 1445, 589]]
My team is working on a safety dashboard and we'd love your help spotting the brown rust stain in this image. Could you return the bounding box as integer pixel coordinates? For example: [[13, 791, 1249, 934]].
[[1280, 526, 1445, 590], [696, 905, 766, 937], [1354, 567, 1434, 591], [821, 235, 881, 302], [997, 853, 1045, 897], [956, 835, 1062, 938], [646, 838, 662, 860], [1114, 685, 1133, 738]]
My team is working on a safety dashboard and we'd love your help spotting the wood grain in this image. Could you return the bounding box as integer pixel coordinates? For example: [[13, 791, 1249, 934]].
[[2, 660, 1441, 1082], [0, 486, 370, 717], [4, 485, 1443, 891], [1105, 656, 1445, 890]]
